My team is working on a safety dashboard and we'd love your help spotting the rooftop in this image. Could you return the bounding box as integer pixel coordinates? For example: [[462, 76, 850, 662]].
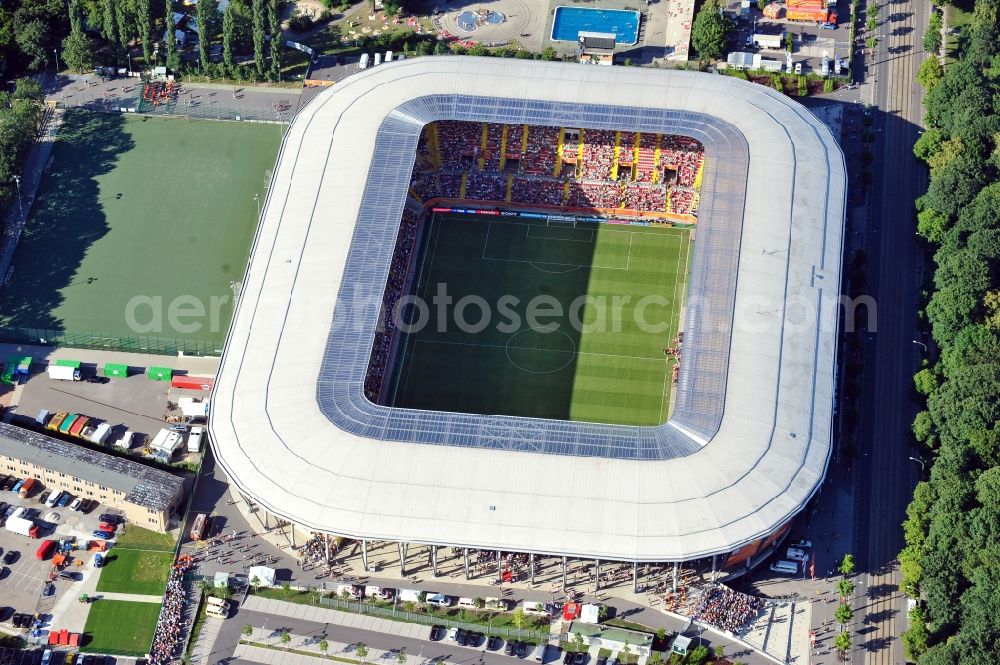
[[0, 423, 185, 510]]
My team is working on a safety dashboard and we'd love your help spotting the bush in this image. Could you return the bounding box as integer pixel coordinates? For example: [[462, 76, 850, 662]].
[[288, 13, 313, 32]]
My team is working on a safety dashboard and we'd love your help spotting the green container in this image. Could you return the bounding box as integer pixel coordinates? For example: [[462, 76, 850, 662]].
[[147, 366, 172, 381], [55, 359, 81, 368], [103, 363, 128, 378]]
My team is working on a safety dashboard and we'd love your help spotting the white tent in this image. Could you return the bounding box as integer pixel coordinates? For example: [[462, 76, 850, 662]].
[[579, 604, 601, 625], [247, 566, 276, 588]]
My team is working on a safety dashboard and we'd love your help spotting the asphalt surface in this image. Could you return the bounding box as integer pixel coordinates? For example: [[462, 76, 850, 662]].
[[852, 0, 929, 664]]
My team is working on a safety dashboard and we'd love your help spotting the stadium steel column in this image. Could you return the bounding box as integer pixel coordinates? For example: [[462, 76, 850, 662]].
[[399, 543, 408, 576], [361, 540, 369, 572], [325, 537, 331, 564], [497, 549, 502, 583], [530, 553, 535, 584], [432, 546, 439, 577], [562, 556, 568, 590], [464, 548, 470, 579], [594, 559, 600, 592], [632, 562, 638, 593], [673, 562, 679, 591]]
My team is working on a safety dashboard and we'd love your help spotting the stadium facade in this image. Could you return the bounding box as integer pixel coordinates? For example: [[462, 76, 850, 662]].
[[210, 58, 847, 579]]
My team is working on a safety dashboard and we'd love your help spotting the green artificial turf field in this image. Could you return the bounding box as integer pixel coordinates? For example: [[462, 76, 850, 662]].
[[95, 548, 174, 595], [81, 600, 161, 655], [0, 111, 281, 353], [385, 213, 691, 426]]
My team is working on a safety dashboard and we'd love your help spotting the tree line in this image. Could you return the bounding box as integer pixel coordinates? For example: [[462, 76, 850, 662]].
[[0, 0, 286, 83], [901, 0, 1000, 662], [0, 79, 46, 218]]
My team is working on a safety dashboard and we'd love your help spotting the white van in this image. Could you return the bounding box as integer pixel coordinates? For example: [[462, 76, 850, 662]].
[[46, 491, 63, 508], [523, 601, 548, 615], [385, 50, 393, 63], [206, 596, 229, 618], [532, 644, 548, 663], [116, 431, 134, 450], [769, 560, 799, 574], [398, 588, 422, 603], [786, 547, 809, 562], [457, 597, 478, 609]]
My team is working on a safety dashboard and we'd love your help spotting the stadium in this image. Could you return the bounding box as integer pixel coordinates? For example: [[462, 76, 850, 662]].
[[210, 57, 846, 582]]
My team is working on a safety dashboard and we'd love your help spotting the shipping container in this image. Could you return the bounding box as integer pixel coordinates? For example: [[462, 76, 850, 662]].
[[69, 417, 88, 437], [19, 478, 37, 498], [59, 414, 79, 434], [103, 363, 128, 378], [171, 375, 214, 391], [36, 539, 57, 560], [47, 365, 81, 381], [147, 366, 172, 381], [47, 412, 68, 431]]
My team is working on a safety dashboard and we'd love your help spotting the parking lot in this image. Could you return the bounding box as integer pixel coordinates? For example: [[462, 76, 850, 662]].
[[0, 491, 121, 621], [0, 649, 142, 665], [727, 2, 853, 75], [7, 366, 206, 466]]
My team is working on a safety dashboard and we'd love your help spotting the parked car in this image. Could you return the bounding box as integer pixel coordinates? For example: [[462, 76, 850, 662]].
[[573, 653, 586, 665], [791, 539, 813, 549], [80, 499, 96, 513], [516, 642, 530, 659], [43, 583, 54, 596], [99, 513, 121, 524], [3, 551, 18, 565], [70, 498, 83, 512], [429, 625, 446, 641], [456, 629, 469, 646], [504, 641, 516, 656], [446, 628, 459, 643], [38, 491, 51, 505], [91, 530, 113, 540], [11, 479, 24, 493], [563, 652, 574, 664], [45, 491, 63, 508], [487, 636, 504, 651], [467, 632, 483, 647], [57, 493, 73, 507], [425, 593, 451, 607], [595, 656, 608, 665]]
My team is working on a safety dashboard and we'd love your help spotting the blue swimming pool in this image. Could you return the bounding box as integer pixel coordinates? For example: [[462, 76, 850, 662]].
[[550, 6, 641, 45]]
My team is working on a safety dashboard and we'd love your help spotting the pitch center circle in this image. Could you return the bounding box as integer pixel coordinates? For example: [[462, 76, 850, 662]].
[[505, 328, 576, 374]]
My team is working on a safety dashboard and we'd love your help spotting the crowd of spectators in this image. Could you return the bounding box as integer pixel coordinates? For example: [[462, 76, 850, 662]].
[[409, 121, 704, 216], [465, 171, 508, 201], [149, 555, 195, 665], [580, 129, 616, 180], [304, 532, 336, 564], [364, 209, 420, 402], [693, 584, 765, 634]]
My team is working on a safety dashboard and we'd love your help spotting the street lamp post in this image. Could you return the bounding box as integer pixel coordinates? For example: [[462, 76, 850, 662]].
[[12, 175, 23, 221], [254, 193, 261, 219], [908, 456, 926, 472], [53, 48, 58, 75], [912, 339, 928, 352]]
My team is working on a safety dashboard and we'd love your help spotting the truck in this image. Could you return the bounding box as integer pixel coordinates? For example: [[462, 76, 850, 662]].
[[5, 515, 40, 538], [187, 426, 204, 453], [787, 6, 837, 24], [19, 478, 37, 498], [47, 365, 81, 381], [752, 33, 785, 49]]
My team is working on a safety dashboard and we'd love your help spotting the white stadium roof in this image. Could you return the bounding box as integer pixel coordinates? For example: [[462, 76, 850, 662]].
[[210, 57, 846, 562]]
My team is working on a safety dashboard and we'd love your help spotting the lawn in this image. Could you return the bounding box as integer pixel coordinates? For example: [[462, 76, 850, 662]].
[[0, 111, 282, 354], [114, 524, 177, 551], [81, 600, 160, 656], [95, 548, 174, 596], [386, 214, 691, 426]]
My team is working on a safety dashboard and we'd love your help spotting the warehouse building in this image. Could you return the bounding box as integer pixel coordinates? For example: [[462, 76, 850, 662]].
[[0, 423, 184, 532]]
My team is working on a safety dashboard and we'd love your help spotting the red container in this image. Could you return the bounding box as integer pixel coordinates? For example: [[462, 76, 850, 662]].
[[171, 375, 214, 391], [69, 633, 80, 647], [36, 539, 56, 560], [48, 633, 59, 645], [60, 629, 69, 645]]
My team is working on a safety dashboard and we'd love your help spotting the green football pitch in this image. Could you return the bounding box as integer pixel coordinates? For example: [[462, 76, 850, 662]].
[[385, 213, 692, 426], [0, 111, 281, 352]]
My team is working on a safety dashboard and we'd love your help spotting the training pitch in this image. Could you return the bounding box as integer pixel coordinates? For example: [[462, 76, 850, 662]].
[[385, 213, 691, 426], [0, 111, 281, 352]]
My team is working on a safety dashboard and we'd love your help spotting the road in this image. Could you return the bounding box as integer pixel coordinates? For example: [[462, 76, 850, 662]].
[[853, 0, 929, 663]]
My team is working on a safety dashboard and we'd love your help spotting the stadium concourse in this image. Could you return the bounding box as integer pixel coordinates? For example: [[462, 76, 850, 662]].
[[210, 57, 846, 587]]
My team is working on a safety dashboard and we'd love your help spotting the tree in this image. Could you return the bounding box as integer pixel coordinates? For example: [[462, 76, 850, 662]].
[[785, 31, 793, 52], [917, 57, 944, 91], [838, 553, 855, 576], [540, 46, 557, 60], [319, 639, 329, 654], [712, 645, 724, 660], [62, 28, 96, 73], [198, 0, 220, 73], [833, 632, 851, 655], [691, 0, 733, 61], [222, 2, 236, 74], [268, 0, 281, 80], [914, 368, 939, 395], [834, 603, 854, 625], [136, 0, 153, 65], [837, 578, 855, 599], [252, 0, 266, 76], [918, 208, 949, 244], [925, 10, 943, 54], [397, 648, 407, 665], [250, 574, 262, 590], [512, 607, 526, 630], [243, 624, 253, 638], [356, 643, 368, 663], [280, 630, 291, 649], [683, 645, 709, 665], [15, 19, 52, 71], [165, 0, 180, 71]]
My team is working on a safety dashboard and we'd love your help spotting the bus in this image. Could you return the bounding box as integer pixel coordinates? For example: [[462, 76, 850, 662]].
[[189, 513, 207, 541]]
